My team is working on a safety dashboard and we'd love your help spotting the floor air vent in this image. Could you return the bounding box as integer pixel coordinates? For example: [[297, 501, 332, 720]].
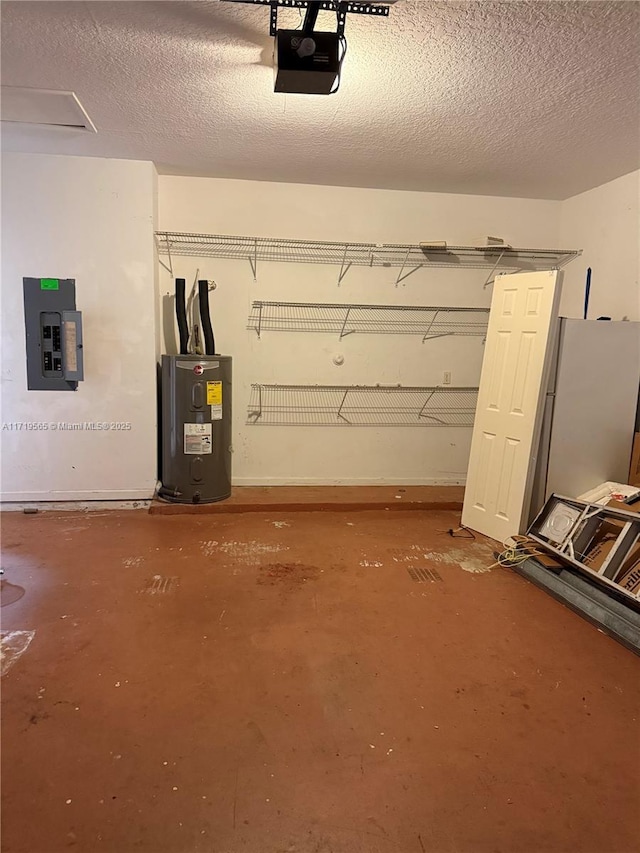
[[408, 567, 443, 583]]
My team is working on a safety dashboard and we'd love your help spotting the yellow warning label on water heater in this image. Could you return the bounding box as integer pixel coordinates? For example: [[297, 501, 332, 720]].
[[207, 381, 222, 406]]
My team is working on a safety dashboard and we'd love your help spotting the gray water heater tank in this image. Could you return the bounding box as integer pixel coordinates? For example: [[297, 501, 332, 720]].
[[161, 354, 232, 503]]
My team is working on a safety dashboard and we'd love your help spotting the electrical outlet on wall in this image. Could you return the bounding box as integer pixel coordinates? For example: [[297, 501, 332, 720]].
[[443, 371, 452, 385]]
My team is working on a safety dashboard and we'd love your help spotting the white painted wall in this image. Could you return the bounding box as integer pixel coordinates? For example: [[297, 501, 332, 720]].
[[1, 153, 158, 501], [158, 176, 561, 485], [559, 169, 640, 321], [5, 158, 632, 495]]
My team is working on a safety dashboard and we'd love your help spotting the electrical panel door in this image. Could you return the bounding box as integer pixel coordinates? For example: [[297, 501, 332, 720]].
[[23, 278, 84, 390]]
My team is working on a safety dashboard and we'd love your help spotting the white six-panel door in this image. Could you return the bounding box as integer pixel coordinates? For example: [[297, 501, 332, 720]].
[[462, 270, 561, 542]]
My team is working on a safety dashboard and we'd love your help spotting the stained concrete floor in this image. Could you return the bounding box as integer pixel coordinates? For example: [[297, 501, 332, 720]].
[[1, 508, 638, 853]]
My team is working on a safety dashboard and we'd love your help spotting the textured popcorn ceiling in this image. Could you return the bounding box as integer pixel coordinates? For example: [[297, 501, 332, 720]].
[[1, 1, 638, 199]]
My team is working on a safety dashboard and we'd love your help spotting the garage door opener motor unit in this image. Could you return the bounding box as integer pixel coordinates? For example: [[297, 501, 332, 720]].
[[160, 278, 232, 504]]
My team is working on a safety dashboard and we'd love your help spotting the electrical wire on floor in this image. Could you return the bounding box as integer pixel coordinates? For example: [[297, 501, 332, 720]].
[[436, 525, 476, 539], [489, 534, 547, 569], [448, 526, 475, 539]]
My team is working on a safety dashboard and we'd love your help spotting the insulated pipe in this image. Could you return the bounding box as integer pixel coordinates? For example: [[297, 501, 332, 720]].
[[175, 278, 189, 354], [198, 280, 215, 355], [158, 485, 182, 500]]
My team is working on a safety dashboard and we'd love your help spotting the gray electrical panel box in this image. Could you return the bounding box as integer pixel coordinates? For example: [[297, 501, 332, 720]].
[[23, 277, 84, 390]]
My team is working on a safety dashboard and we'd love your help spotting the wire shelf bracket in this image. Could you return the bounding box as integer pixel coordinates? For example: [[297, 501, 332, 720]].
[[337, 243, 351, 285], [336, 388, 351, 423], [417, 388, 446, 424], [339, 306, 354, 339], [395, 247, 423, 286], [249, 238, 259, 281], [482, 250, 505, 289], [157, 232, 174, 277], [420, 310, 452, 343]]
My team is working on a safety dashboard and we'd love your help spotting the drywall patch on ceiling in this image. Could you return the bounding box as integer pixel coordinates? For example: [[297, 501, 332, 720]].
[[1, 1, 639, 199], [1, 87, 96, 132]]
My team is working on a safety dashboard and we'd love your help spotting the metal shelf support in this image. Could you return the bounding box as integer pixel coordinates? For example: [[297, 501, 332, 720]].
[[482, 250, 504, 289], [337, 388, 351, 423], [338, 306, 354, 339], [395, 247, 423, 286], [417, 388, 447, 424], [158, 233, 174, 277], [421, 309, 441, 342], [337, 243, 351, 285], [248, 238, 258, 281], [248, 383, 263, 422]]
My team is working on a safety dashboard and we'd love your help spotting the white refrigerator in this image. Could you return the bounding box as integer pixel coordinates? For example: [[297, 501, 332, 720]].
[[529, 318, 640, 523]]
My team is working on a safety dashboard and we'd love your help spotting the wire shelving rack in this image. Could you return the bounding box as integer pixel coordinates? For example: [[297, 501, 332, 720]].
[[247, 301, 490, 340], [247, 384, 479, 427], [155, 231, 581, 285]]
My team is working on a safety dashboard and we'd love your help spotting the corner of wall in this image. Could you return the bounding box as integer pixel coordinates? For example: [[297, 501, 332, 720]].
[[559, 170, 640, 321]]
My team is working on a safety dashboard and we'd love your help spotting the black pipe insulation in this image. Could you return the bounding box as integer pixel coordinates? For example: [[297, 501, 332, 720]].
[[175, 278, 189, 355], [198, 280, 216, 356], [158, 485, 182, 500]]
